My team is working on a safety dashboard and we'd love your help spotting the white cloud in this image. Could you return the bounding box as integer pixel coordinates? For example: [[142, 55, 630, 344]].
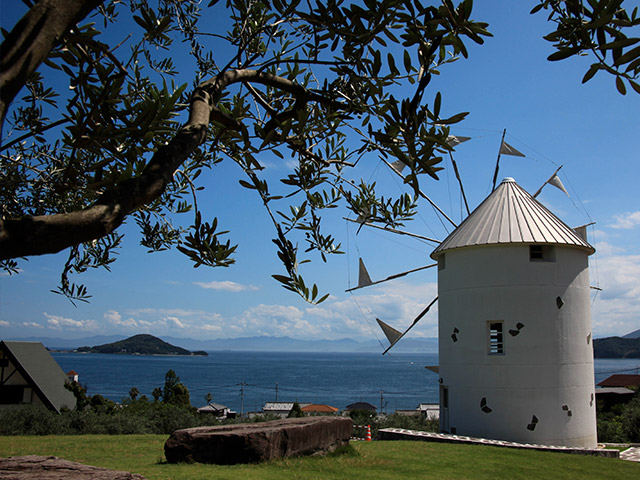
[[235, 304, 311, 336], [200, 324, 223, 332], [591, 253, 640, 337], [44, 313, 98, 331], [212, 280, 441, 341], [120, 317, 140, 328], [594, 254, 640, 300], [305, 280, 440, 339], [104, 310, 139, 328], [592, 240, 623, 257], [21, 321, 42, 328], [0, 320, 10, 327], [104, 310, 122, 323], [124, 308, 223, 331], [165, 316, 186, 329], [193, 281, 259, 292], [608, 211, 640, 229], [128, 308, 212, 318]]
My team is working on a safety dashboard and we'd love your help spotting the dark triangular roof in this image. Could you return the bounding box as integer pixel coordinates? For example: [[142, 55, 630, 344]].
[[1, 341, 76, 412], [346, 401, 377, 411]]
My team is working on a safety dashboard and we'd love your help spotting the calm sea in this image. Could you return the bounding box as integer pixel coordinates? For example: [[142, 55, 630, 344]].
[[52, 352, 640, 415]]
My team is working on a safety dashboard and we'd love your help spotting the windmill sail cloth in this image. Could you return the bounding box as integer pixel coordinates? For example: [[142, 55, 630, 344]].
[[358, 258, 373, 288], [573, 225, 587, 242], [389, 159, 407, 174], [447, 135, 471, 147], [548, 174, 570, 196], [376, 318, 403, 345], [499, 141, 526, 157]]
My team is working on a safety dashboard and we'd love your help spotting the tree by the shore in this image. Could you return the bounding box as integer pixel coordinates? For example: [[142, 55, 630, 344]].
[[1, 1, 637, 305]]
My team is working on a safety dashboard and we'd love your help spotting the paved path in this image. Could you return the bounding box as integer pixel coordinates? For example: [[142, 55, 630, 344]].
[[620, 447, 640, 462], [377, 428, 626, 459]]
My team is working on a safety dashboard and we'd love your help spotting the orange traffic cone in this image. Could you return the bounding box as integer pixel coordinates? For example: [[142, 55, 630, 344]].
[[365, 425, 372, 441]]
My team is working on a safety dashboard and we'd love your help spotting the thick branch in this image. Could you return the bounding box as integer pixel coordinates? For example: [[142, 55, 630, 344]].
[[0, 67, 343, 260], [0, 0, 105, 131]]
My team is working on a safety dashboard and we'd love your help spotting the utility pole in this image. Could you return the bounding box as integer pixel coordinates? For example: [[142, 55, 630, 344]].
[[275, 382, 279, 402], [239, 382, 247, 417], [379, 390, 384, 414]]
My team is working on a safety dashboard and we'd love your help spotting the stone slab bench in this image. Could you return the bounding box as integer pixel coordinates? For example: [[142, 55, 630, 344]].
[[0, 455, 146, 479], [164, 416, 352, 464]]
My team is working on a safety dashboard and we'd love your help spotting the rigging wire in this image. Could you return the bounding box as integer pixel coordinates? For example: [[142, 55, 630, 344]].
[[503, 133, 601, 302], [380, 163, 445, 240], [345, 220, 388, 350], [505, 133, 561, 168]]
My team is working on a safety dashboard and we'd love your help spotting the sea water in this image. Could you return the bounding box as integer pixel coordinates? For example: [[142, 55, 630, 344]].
[[53, 351, 440, 414], [53, 351, 640, 414]]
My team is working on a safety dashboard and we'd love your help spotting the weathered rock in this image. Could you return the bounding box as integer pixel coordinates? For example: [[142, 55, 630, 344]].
[[164, 416, 352, 464], [0, 455, 146, 479]]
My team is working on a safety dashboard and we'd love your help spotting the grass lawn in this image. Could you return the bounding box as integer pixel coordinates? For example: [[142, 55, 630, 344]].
[[0, 436, 638, 480]]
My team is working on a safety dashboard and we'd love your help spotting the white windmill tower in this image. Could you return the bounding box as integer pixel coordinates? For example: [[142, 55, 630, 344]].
[[349, 134, 597, 448], [430, 177, 597, 448]]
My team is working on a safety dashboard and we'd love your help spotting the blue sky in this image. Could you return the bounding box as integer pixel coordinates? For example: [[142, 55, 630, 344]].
[[1, 1, 639, 345]]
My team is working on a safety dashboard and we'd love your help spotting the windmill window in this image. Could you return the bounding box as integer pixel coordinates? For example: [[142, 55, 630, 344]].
[[529, 245, 556, 262], [488, 321, 504, 355], [438, 254, 446, 271]]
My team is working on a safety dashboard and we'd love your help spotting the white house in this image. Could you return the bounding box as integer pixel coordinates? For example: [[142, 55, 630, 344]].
[[262, 401, 311, 417], [431, 177, 597, 448]]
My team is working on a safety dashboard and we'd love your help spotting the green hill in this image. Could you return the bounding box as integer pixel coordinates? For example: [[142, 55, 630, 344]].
[[77, 334, 206, 356], [593, 336, 640, 358]]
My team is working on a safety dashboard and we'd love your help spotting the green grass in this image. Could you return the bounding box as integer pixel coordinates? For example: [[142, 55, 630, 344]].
[[0, 436, 638, 480]]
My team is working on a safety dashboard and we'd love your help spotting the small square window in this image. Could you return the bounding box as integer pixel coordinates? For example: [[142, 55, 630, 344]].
[[488, 321, 504, 355], [530, 245, 556, 262]]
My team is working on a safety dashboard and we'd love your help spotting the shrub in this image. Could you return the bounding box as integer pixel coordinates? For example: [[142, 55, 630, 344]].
[[597, 414, 625, 443], [0, 405, 61, 435], [621, 397, 640, 442], [287, 402, 304, 418]]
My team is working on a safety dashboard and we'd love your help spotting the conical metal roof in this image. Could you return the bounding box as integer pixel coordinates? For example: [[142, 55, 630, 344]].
[[430, 178, 595, 258]]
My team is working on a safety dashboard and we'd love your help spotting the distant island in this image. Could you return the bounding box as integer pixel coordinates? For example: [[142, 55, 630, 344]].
[[76, 334, 208, 356], [593, 336, 640, 359]]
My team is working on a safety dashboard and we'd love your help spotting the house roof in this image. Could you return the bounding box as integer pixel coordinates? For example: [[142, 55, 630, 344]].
[[595, 387, 636, 395], [431, 177, 594, 259], [1, 341, 76, 412], [301, 404, 339, 413], [597, 374, 640, 388], [197, 403, 230, 413], [346, 401, 377, 411], [263, 402, 311, 411]]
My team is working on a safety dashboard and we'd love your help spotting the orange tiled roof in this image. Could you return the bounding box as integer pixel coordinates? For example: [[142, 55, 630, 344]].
[[300, 404, 339, 413]]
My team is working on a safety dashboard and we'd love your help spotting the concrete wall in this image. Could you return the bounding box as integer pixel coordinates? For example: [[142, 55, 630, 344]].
[[436, 244, 597, 447]]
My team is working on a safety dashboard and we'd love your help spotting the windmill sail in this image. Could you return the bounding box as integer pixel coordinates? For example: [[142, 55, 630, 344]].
[[533, 165, 568, 198], [358, 258, 373, 288], [346, 263, 437, 292], [389, 159, 407, 174], [447, 135, 471, 146], [499, 141, 525, 157], [380, 296, 439, 355], [376, 318, 403, 345]]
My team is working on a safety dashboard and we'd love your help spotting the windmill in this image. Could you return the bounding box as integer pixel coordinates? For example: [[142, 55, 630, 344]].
[[347, 133, 598, 448]]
